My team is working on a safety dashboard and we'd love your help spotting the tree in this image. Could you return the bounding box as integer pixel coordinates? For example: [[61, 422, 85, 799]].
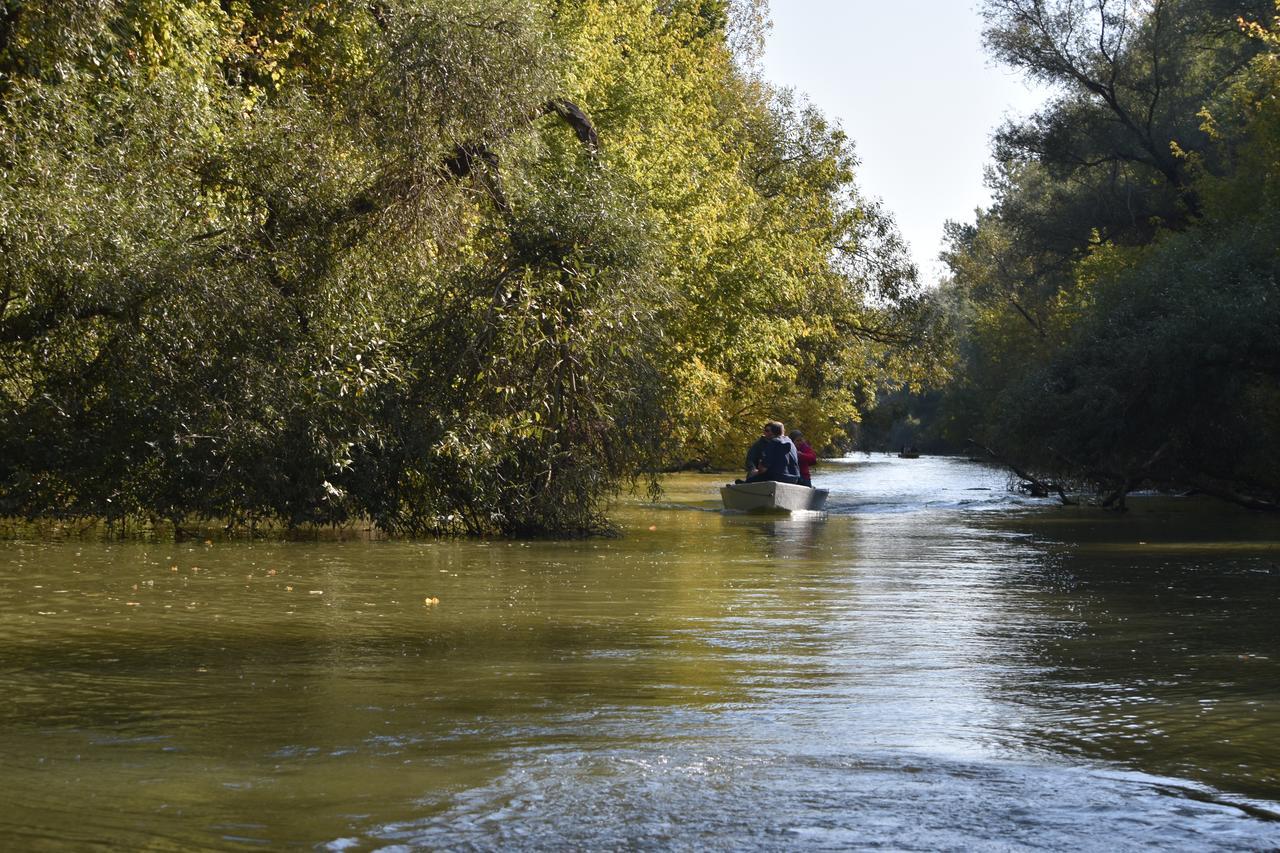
[[0, 0, 936, 534], [937, 0, 1280, 509], [985, 0, 1272, 217]]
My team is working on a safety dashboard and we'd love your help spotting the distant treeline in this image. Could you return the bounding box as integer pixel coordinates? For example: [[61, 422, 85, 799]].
[[927, 0, 1280, 509], [0, 1, 937, 535]]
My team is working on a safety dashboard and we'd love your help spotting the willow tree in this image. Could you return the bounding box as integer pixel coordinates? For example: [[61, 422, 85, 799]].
[[0, 0, 935, 534], [552, 0, 936, 468]]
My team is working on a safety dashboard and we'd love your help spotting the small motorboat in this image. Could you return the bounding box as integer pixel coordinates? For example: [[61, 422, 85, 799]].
[[720, 480, 829, 512]]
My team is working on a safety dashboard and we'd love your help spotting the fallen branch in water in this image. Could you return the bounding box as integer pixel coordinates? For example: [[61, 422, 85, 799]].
[[968, 440, 1077, 506], [1184, 477, 1280, 512]]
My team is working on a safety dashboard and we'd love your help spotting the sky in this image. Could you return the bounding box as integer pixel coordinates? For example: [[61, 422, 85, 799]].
[[760, 1, 1049, 282]]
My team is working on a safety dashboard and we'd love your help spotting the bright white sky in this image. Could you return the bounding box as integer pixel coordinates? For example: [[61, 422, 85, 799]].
[[760, 1, 1048, 282]]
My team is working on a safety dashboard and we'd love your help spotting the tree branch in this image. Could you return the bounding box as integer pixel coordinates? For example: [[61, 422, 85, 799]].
[[969, 439, 1078, 505]]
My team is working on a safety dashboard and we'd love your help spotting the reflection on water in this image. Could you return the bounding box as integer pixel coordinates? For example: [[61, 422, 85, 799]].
[[1, 456, 1278, 849]]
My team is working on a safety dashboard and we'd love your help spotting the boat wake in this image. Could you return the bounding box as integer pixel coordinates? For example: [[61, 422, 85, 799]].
[[824, 493, 1046, 516], [816, 455, 1053, 517]]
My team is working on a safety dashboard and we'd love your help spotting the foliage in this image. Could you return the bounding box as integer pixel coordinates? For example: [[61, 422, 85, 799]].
[[0, 0, 933, 535], [939, 0, 1280, 508]]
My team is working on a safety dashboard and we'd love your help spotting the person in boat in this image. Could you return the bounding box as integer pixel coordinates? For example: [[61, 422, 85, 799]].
[[739, 421, 801, 485], [744, 426, 770, 478], [789, 430, 817, 488]]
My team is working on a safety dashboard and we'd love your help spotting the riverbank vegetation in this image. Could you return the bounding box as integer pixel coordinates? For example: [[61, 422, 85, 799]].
[[0, 1, 937, 535], [932, 0, 1280, 510]]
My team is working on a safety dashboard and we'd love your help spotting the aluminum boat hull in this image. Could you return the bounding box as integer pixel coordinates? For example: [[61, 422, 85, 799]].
[[720, 481, 829, 512]]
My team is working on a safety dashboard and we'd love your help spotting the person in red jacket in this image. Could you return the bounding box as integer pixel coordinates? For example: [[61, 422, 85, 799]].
[[789, 430, 818, 487]]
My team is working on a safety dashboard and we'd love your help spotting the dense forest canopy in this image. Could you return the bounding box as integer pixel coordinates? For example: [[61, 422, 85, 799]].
[[12, 0, 1265, 531], [935, 0, 1280, 509], [0, 0, 936, 535]]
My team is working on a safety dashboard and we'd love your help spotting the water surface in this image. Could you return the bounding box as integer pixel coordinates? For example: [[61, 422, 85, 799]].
[[2, 456, 1278, 849]]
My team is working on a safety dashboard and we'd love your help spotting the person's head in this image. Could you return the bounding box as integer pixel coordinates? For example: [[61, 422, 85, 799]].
[[788, 430, 803, 443], [765, 421, 784, 437]]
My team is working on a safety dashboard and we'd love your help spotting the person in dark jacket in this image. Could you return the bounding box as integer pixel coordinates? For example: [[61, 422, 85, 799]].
[[789, 430, 818, 487], [744, 428, 770, 477], [742, 421, 800, 484]]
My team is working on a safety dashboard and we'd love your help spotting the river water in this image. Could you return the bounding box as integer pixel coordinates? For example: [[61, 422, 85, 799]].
[[2, 456, 1279, 850]]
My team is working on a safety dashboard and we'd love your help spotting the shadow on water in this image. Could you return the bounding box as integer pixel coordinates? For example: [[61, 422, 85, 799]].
[[970, 501, 1280, 802]]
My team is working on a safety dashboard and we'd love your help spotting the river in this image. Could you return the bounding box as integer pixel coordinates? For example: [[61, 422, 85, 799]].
[[1, 456, 1278, 850]]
